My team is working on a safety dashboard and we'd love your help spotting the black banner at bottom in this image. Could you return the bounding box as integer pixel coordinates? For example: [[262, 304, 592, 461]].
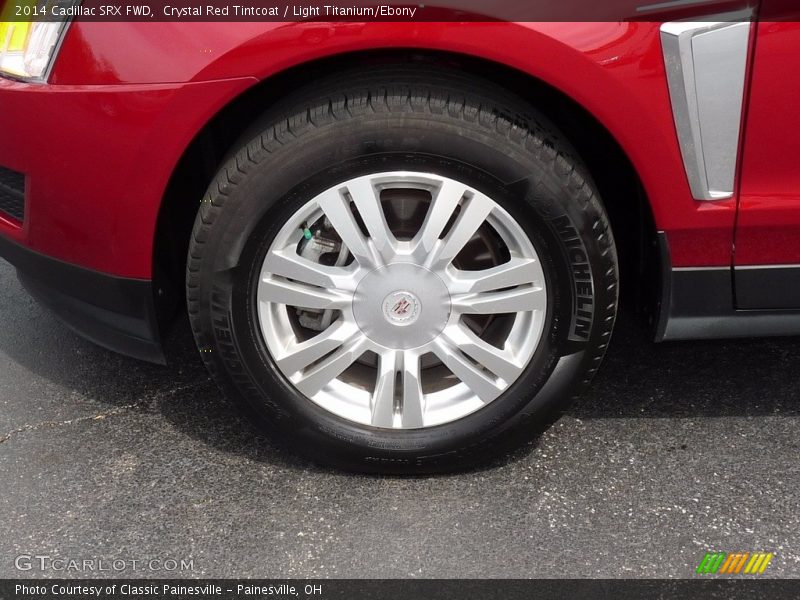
[[2, 579, 800, 600]]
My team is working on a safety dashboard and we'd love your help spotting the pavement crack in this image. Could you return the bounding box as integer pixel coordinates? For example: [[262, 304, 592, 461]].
[[0, 381, 206, 445], [0, 405, 140, 444]]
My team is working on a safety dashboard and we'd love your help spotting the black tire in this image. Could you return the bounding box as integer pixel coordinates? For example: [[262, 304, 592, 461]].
[[186, 66, 618, 473]]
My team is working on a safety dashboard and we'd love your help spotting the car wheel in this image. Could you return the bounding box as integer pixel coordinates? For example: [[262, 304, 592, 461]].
[[186, 66, 617, 473]]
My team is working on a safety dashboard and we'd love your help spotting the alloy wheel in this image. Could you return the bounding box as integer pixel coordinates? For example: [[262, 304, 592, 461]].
[[256, 172, 548, 429]]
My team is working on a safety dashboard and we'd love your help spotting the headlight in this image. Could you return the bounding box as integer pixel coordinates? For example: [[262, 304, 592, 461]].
[[0, 2, 74, 82]]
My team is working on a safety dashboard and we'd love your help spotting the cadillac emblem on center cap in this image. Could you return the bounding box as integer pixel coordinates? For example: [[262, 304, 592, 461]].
[[382, 291, 421, 326]]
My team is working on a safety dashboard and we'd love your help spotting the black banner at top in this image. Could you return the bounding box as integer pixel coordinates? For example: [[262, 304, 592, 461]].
[[0, 0, 764, 22]]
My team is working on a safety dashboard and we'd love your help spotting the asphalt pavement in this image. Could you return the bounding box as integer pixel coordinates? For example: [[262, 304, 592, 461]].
[[1, 257, 798, 579]]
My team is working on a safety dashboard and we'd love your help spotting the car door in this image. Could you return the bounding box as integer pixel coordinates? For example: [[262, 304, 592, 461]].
[[734, 5, 800, 309]]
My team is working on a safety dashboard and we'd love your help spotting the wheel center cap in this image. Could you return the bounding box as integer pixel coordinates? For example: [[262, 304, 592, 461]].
[[353, 263, 451, 350], [382, 291, 420, 326]]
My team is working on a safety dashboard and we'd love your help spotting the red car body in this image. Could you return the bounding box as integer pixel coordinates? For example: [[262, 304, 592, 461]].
[[1, 1, 799, 363]]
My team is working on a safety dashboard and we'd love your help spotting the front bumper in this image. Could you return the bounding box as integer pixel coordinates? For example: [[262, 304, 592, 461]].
[[0, 75, 254, 277], [0, 74, 255, 362], [0, 232, 164, 363]]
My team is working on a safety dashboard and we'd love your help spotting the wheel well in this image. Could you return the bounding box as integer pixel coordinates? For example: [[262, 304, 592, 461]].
[[154, 49, 660, 332]]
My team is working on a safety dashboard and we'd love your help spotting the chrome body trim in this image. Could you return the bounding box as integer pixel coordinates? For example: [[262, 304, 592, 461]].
[[638, 0, 716, 13], [660, 12, 753, 200]]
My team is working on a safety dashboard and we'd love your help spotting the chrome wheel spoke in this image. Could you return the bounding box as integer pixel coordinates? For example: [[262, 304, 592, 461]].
[[343, 178, 396, 261], [448, 257, 541, 294], [414, 179, 467, 256], [428, 191, 494, 269], [370, 350, 425, 428], [371, 351, 398, 428], [431, 337, 506, 403], [263, 247, 357, 291], [259, 276, 351, 310], [442, 324, 522, 384], [276, 320, 360, 375], [317, 188, 376, 268], [452, 285, 546, 314], [371, 350, 425, 429], [401, 352, 425, 428], [293, 334, 368, 397]]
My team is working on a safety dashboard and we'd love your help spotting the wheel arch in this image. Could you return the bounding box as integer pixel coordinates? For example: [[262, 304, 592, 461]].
[[153, 48, 661, 337]]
